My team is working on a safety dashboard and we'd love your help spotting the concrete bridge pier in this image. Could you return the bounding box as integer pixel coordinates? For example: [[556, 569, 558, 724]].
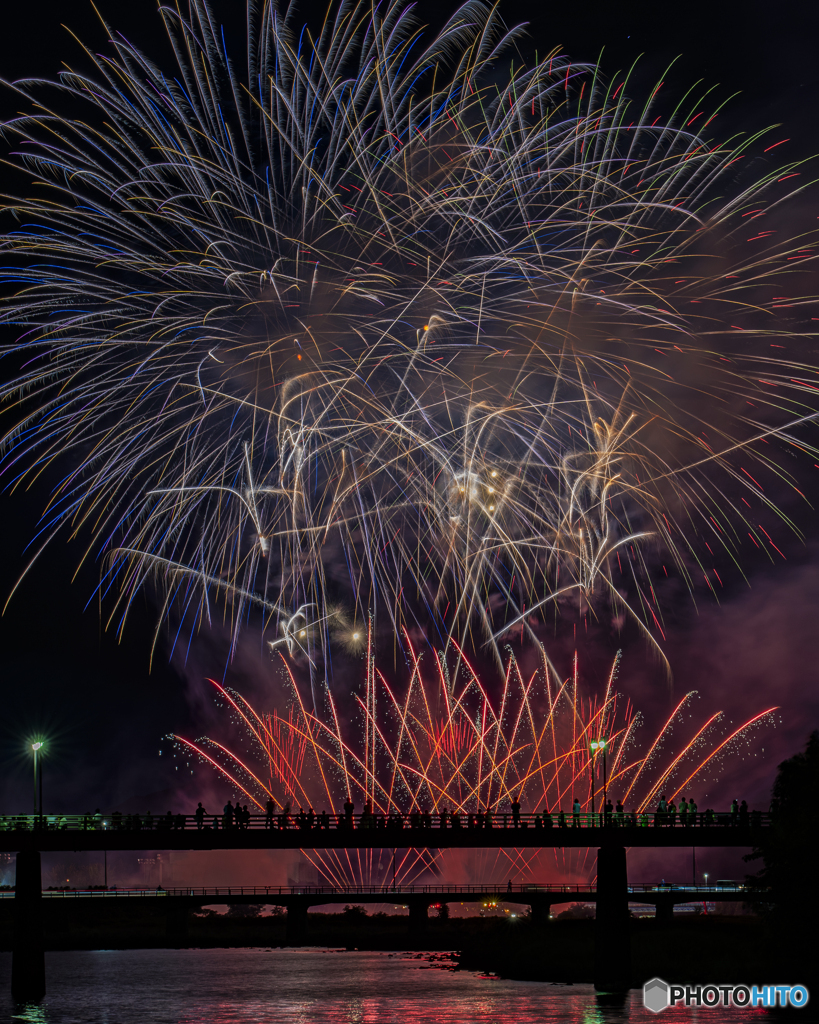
[[165, 897, 191, 945], [654, 897, 675, 924], [286, 900, 311, 945], [593, 845, 631, 993], [651, 901, 679, 925], [527, 899, 552, 924], [12, 850, 46, 1002], [407, 900, 430, 933]]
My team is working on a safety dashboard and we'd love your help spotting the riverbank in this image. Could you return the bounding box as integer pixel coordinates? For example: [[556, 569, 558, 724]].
[[1, 902, 806, 989]]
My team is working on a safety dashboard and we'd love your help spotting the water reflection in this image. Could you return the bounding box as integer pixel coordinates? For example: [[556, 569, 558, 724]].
[[11, 1005, 50, 1023], [593, 992, 630, 1021], [0, 949, 772, 1023]]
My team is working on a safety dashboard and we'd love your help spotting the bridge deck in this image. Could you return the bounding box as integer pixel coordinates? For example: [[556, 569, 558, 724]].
[[0, 883, 767, 903], [0, 814, 770, 852]]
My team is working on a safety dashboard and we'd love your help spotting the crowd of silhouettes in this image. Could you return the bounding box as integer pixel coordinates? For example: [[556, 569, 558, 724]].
[[44, 794, 760, 831]]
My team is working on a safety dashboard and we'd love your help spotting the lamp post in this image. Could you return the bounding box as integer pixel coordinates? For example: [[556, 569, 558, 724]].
[[31, 741, 44, 816], [590, 738, 608, 823]]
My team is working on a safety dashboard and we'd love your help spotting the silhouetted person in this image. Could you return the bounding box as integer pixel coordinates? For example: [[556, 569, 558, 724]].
[[320, 809, 330, 829], [739, 799, 749, 826], [689, 797, 698, 825], [265, 798, 276, 828], [511, 794, 521, 828], [485, 806, 493, 829], [344, 795, 355, 828], [543, 805, 553, 828], [572, 797, 581, 827], [507, 878, 512, 892], [730, 798, 739, 825], [195, 803, 206, 829], [223, 800, 234, 829]]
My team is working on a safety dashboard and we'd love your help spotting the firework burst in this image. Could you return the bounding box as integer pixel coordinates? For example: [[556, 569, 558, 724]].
[[1, 0, 818, 708], [171, 643, 776, 884]]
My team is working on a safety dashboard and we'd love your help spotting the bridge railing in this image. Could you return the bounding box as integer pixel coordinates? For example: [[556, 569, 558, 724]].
[[0, 881, 770, 899], [0, 810, 773, 833]]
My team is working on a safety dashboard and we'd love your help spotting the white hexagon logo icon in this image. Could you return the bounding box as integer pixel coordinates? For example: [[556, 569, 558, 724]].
[[643, 977, 670, 1013]]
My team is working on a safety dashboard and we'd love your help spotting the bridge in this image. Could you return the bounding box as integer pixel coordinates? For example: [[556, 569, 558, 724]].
[[4, 811, 772, 1000], [0, 810, 772, 852], [2, 880, 768, 946]]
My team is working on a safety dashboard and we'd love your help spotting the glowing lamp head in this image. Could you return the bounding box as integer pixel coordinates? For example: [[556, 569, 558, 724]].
[[31, 742, 43, 752]]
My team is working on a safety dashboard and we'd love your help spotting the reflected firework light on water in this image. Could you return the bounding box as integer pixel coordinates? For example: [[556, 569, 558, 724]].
[[0, 0, 818, 709], [170, 643, 777, 885]]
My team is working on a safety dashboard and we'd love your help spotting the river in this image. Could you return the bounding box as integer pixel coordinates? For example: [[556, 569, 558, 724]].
[[0, 948, 792, 1022]]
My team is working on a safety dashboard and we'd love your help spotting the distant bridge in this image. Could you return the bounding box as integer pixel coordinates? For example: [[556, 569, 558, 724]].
[[2, 880, 768, 944], [0, 881, 768, 903]]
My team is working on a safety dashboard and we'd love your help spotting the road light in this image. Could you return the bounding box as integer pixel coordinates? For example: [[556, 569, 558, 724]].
[[589, 738, 609, 820], [30, 741, 44, 816]]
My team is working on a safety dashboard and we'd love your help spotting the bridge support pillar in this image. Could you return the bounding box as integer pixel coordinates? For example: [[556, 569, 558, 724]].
[[528, 900, 552, 924], [655, 898, 674, 924], [407, 901, 429, 933], [165, 898, 190, 945], [286, 900, 310, 945], [12, 850, 46, 1002], [594, 846, 631, 993]]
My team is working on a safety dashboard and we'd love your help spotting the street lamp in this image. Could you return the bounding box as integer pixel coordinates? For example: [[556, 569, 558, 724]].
[[31, 741, 44, 816], [590, 738, 609, 821]]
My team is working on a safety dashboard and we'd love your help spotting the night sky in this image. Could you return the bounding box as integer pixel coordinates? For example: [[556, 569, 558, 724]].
[[0, 0, 818, 887]]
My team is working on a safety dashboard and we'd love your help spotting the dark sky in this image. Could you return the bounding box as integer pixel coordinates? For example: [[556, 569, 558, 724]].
[[0, 0, 818, 848]]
